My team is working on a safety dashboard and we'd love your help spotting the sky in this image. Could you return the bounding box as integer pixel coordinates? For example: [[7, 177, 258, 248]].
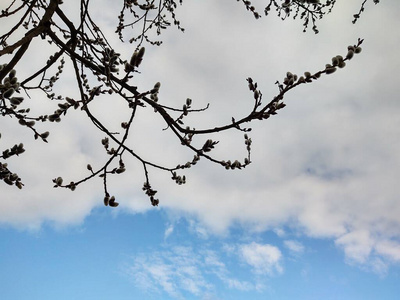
[[1, 0, 400, 299]]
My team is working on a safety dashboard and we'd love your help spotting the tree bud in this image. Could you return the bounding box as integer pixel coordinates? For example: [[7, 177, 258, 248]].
[[346, 50, 354, 60], [3, 88, 15, 98]]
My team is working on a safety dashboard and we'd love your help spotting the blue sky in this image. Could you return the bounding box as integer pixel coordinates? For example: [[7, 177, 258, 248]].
[[1, 208, 400, 300], [1, 0, 400, 299]]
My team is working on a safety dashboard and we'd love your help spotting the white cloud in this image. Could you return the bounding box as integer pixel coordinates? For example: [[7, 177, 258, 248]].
[[335, 230, 374, 264], [375, 240, 400, 262], [240, 242, 283, 275], [125, 244, 278, 298], [284, 240, 305, 255], [224, 278, 256, 292], [202, 249, 259, 292], [369, 258, 389, 277], [126, 247, 212, 299], [188, 220, 209, 239], [274, 228, 286, 237], [334, 232, 400, 275], [164, 224, 174, 240]]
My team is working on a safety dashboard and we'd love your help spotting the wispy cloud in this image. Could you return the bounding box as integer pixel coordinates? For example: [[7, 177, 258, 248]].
[[126, 247, 211, 299], [188, 220, 209, 239], [335, 230, 374, 264], [376, 240, 400, 262], [335, 231, 400, 276], [284, 240, 305, 255], [202, 249, 259, 292], [164, 224, 174, 240], [239, 242, 283, 276], [124, 243, 282, 299]]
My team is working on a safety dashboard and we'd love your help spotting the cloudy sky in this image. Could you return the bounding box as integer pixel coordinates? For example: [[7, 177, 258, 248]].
[[1, 0, 400, 299]]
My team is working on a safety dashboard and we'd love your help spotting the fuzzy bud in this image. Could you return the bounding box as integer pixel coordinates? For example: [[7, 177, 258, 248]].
[[325, 67, 337, 74], [3, 88, 15, 99], [346, 50, 354, 60]]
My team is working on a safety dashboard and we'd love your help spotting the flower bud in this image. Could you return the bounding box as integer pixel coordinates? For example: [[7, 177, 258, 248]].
[[104, 195, 109, 206], [325, 67, 337, 74], [9, 69, 16, 79], [56, 177, 63, 185], [346, 50, 354, 60], [3, 88, 14, 98], [10, 97, 23, 105]]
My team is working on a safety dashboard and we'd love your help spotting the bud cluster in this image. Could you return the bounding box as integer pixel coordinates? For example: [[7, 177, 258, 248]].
[[125, 47, 145, 72], [101, 137, 118, 155], [265, 0, 332, 34], [48, 110, 62, 122], [43, 57, 65, 93], [0, 162, 23, 189], [53, 176, 63, 187], [221, 159, 243, 170], [283, 71, 297, 86], [346, 45, 362, 60], [0, 133, 24, 189], [241, 0, 261, 19], [182, 98, 192, 116], [150, 81, 160, 102], [180, 126, 194, 146], [175, 154, 200, 170], [220, 134, 252, 170], [247, 77, 262, 105], [67, 181, 76, 191], [111, 159, 126, 174], [171, 171, 186, 185], [176, 98, 193, 126], [0, 65, 23, 107], [201, 139, 219, 153], [142, 181, 159, 206], [244, 133, 252, 153], [124, 0, 155, 10], [104, 194, 119, 207], [101, 47, 121, 74], [118, 0, 184, 45], [1, 143, 25, 159], [278, 40, 362, 89], [325, 55, 345, 74]]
